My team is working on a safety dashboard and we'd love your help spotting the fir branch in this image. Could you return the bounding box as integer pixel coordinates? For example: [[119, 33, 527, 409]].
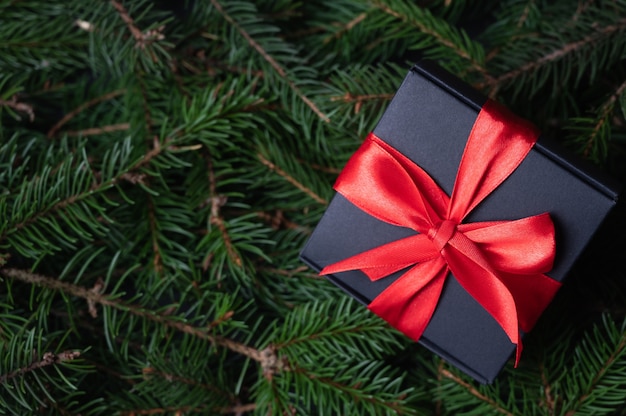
[[50, 308, 144, 353], [257, 153, 327, 205], [141, 367, 256, 414], [439, 368, 514, 416], [371, 0, 492, 81], [481, 17, 626, 94], [209, 0, 330, 122], [3, 181, 100, 238], [46, 89, 126, 138], [0, 137, 167, 251], [64, 122, 130, 137], [583, 78, 626, 158], [565, 326, 626, 415], [292, 362, 416, 415], [1, 269, 287, 377], [206, 154, 243, 268], [0, 138, 150, 250], [291, 365, 409, 414], [274, 324, 375, 349], [0, 95, 34, 121], [0, 350, 81, 384]]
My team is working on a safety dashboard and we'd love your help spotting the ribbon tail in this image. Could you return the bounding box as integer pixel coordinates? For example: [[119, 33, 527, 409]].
[[497, 272, 562, 332], [321, 234, 438, 281], [444, 234, 521, 360], [369, 258, 448, 341]]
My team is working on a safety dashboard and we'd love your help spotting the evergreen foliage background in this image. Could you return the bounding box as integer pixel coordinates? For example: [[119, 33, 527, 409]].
[[1, 0, 626, 414]]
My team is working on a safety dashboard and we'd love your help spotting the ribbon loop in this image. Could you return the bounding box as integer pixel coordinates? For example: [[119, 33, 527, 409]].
[[321, 99, 561, 366]]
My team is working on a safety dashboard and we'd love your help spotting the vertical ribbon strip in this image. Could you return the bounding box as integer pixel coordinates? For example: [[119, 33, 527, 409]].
[[321, 100, 562, 364]]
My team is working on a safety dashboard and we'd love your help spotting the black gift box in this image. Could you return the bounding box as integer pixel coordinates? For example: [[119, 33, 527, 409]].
[[300, 62, 619, 383]]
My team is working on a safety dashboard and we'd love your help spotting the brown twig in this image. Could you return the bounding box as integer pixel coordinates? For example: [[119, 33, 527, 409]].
[[439, 368, 514, 416], [0, 96, 35, 121], [110, 0, 149, 48], [0, 350, 81, 384], [210, 0, 330, 122], [64, 122, 130, 137], [47, 89, 125, 138], [257, 153, 327, 205]]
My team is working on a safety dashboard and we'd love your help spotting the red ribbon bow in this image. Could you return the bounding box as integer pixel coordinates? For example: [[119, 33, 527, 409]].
[[321, 100, 562, 364]]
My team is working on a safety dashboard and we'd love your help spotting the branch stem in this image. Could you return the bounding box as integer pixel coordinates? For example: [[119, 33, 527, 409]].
[[0, 350, 81, 384], [1, 269, 285, 376]]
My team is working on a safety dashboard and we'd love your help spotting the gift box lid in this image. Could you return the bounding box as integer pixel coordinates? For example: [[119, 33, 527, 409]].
[[300, 61, 619, 383]]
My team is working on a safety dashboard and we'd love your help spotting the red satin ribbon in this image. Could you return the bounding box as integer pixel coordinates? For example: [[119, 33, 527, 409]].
[[321, 99, 562, 365]]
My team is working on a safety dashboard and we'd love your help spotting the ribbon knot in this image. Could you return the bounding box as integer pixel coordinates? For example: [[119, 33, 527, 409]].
[[428, 220, 457, 252], [320, 99, 562, 365]]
